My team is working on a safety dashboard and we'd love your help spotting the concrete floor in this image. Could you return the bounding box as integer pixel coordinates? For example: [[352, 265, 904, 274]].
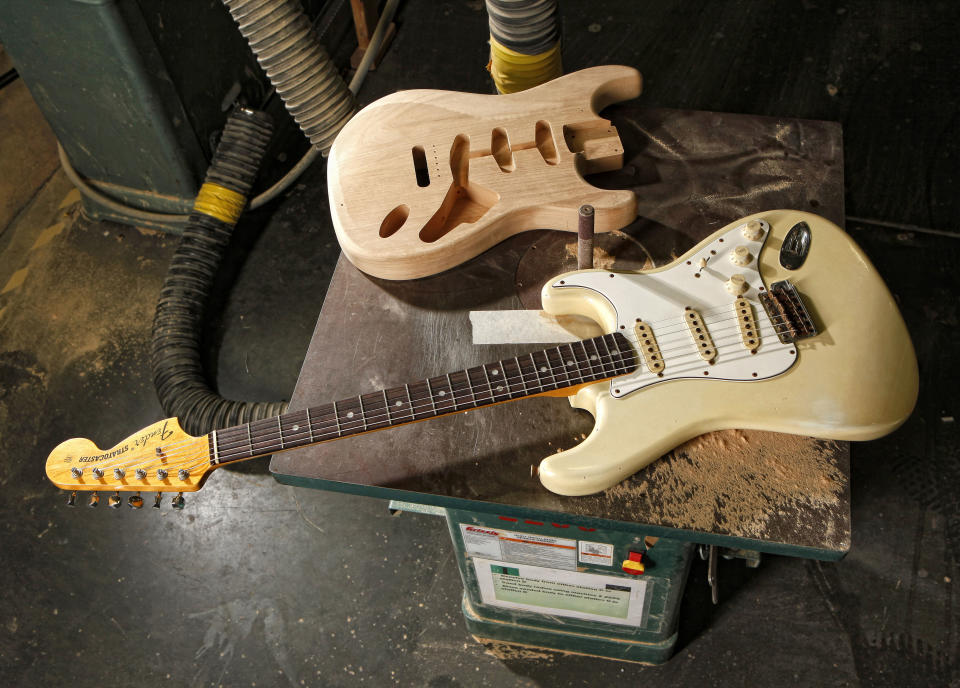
[[1, 1, 959, 686]]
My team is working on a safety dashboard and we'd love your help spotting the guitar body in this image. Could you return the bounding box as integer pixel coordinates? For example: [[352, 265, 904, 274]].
[[537, 210, 918, 495], [328, 65, 642, 280]]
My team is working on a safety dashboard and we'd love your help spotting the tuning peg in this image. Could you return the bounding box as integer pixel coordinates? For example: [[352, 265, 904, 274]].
[[92, 467, 104, 479], [108, 492, 122, 509], [152, 493, 162, 509], [70, 467, 82, 479], [113, 467, 125, 480], [88, 492, 100, 508], [171, 492, 185, 510], [156, 469, 168, 480], [135, 468, 147, 480], [128, 492, 144, 509], [178, 469, 190, 481], [66, 491, 77, 507]]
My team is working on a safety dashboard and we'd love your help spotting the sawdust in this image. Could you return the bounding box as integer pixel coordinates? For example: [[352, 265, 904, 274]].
[[605, 429, 845, 540], [563, 241, 618, 270], [0, 218, 170, 380], [478, 640, 555, 661]]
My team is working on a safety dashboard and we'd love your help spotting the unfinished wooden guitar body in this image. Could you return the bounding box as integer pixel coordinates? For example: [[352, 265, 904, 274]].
[[327, 65, 642, 280]]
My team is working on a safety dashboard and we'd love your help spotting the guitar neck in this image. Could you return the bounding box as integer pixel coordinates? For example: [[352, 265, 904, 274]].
[[209, 332, 637, 466]]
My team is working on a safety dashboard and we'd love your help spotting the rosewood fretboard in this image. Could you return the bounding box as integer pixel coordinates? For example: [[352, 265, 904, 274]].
[[209, 332, 637, 465]]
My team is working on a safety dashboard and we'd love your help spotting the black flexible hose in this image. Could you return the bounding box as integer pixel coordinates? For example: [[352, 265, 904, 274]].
[[151, 108, 286, 436]]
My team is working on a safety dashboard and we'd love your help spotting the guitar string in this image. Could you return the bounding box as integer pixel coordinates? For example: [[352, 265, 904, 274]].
[[103, 319, 790, 476], [86, 338, 638, 475], [72, 303, 798, 476], [210, 329, 791, 462], [71, 312, 803, 487], [69, 344, 640, 483], [82, 330, 799, 487]]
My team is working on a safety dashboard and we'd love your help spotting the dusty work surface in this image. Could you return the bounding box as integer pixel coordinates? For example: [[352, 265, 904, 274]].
[[271, 106, 850, 557]]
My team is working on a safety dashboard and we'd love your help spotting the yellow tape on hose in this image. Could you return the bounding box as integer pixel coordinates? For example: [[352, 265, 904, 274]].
[[488, 36, 562, 94], [192, 183, 247, 225]]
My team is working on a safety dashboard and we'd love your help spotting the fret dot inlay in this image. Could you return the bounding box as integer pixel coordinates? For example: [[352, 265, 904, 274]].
[[394, 401, 402, 406], [491, 369, 499, 375], [567, 360, 574, 366], [292, 425, 299, 431], [439, 390, 446, 396], [347, 411, 354, 418], [540, 366, 547, 372]]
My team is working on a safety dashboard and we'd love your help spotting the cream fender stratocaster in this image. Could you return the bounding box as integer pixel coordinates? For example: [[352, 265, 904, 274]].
[[328, 65, 642, 280], [46, 211, 917, 505]]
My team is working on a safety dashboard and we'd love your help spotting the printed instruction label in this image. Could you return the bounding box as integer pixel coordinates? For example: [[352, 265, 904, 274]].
[[473, 558, 648, 627], [578, 540, 615, 567], [460, 524, 577, 570]]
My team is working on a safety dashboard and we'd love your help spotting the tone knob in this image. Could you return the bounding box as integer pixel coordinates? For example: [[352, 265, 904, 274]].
[[725, 274, 748, 295], [730, 246, 752, 266], [108, 492, 122, 509], [742, 219, 764, 240], [128, 493, 144, 509], [88, 492, 100, 508], [153, 493, 163, 509], [171, 493, 186, 510]]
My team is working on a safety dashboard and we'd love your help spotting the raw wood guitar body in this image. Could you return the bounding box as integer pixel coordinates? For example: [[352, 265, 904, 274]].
[[327, 65, 642, 280]]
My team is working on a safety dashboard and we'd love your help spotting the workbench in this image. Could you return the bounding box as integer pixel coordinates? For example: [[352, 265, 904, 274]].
[[270, 106, 848, 662]]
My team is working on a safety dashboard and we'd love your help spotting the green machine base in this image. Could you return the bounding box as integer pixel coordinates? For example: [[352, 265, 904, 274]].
[[393, 501, 695, 665]]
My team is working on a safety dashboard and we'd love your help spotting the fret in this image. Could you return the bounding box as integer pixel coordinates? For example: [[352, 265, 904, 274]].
[[528, 353, 545, 391], [425, 378, 440, 415], [404, 384, 414, 419], [408, 381, 433, 421], [306, 408, 313, 442], [485, 362, 508, 400], [385, 386, 413, 424], [382, 389, 391, 424], [531, 350, 557, 391], [448, 370, 475, 409], [481, 363, 496, 400], [445, 373, 459, 410], [246, 421, 254, 453], [462, 368, 479, 406], [500, 357, 524, 398], [307, 403, 336, 441], [560, 344, 583, 383], [277, 416, 284, 448], [513, 356, 530, 395], [333, 401, 343, 436], [594, 335, 615, 377], [577, 340, 601, 381], [336, 397, 364, 436], [428, 375, 455, 411], [250, 416, 279, 454], [277, 410, 309, 450], [360, 391, 390, 430], [210, 430, 220, 465], [545, 347, 570, 387], [467, 366, 493, 404]]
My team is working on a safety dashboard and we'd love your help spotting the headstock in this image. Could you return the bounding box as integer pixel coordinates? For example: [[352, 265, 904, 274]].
[[46, 418, 212, 509]]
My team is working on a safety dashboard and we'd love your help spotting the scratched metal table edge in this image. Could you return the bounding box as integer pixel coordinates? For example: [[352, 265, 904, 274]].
[[270, 471, 848, 562]]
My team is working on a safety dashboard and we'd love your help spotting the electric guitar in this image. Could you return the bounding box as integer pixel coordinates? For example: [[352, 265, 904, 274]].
[[327, 65, 642, 280], [45, 211, 917, 506]]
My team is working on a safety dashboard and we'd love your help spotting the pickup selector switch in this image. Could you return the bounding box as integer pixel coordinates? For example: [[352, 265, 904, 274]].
[[730, 246, 752, 266], [742, 219, 765, 240]]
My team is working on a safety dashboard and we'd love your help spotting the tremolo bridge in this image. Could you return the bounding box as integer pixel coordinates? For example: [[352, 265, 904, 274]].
[[759, 280, 818, 343]]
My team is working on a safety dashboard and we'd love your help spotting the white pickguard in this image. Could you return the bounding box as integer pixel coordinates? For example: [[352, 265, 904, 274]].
[[549, 220, 797, 397]]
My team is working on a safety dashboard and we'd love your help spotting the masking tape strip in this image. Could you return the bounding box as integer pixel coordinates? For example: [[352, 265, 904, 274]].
[[470, 310, 602, 345], [193, 183, 247, 225]]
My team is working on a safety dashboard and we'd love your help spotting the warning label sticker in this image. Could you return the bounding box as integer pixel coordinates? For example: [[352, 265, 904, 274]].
[[578, 540, 614, 567], [473, 558, 648, 626], [460, 524, 577, 570]]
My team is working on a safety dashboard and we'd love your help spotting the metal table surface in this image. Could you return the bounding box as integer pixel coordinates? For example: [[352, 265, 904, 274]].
[[270, 106, 850, 560]]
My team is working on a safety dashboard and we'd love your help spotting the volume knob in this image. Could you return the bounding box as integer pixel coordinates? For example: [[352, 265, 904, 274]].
[[742, 219, 765, 241], [725, 274, 748, 295], [730, 246, 752, 266]]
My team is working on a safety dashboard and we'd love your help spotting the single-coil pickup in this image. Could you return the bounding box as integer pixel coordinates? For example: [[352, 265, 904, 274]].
[[633, 321, 664, 375], [684, 308, 716, 362], [734, 299, 760, 352]]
